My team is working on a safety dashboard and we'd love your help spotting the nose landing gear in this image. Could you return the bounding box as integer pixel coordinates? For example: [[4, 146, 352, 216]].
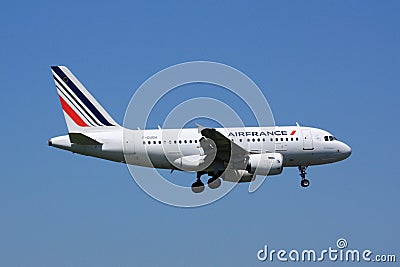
[[298, 166, 310, 188]]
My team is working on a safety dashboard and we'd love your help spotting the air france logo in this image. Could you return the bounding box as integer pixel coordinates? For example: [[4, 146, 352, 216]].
[[228, 130, 296, 137]]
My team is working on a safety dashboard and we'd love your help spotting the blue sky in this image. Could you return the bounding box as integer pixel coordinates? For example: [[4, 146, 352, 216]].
[[1, 1, 399, 266]]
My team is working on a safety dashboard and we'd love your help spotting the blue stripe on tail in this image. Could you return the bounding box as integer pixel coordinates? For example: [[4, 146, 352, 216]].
[[51, 66, 114, 126]]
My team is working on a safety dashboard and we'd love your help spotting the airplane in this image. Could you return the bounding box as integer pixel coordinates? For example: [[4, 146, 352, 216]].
[[48, 66, 352, 193]]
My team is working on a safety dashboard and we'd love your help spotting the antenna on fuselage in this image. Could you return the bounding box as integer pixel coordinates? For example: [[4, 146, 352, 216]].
[[195, 123, 206, 133]]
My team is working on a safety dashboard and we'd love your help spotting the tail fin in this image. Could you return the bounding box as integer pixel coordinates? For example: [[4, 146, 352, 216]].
[[51, 66, 119, 132]]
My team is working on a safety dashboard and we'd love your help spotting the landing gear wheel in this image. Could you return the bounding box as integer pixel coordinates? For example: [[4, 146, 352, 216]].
[[298, 166, 310, 188], [191, 181, 205, 193], [301, 179, 310, 188], [207, 177, 221, 189]]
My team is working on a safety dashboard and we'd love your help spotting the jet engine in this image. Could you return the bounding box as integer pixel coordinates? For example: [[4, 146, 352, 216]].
[[173, 155, 213, 172], [246, 153, 283, 176]]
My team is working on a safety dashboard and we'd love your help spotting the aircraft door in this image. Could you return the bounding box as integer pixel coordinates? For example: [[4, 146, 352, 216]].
[[123, 130, 138, 164], [302, 130, 314, 150]]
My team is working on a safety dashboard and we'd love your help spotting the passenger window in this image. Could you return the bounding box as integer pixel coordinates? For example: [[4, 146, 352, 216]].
[[247, 139, 250, 142], [291, 138, 293, 141], [143, 141, 146, 145], [169, 140, 171, 144], [179, 140, 182, 144], [174, 140, 177, 144], [270, 138, 273, 142], [148, 141, 151, 145], [159, 141, 161, 144], [184, 140, 187, 144], [276, 138, 278, 142], [286, 138, 288, 141], [281, 138, 283, 142], [262, 138, 265, 142], [195, 140, 197, 143], [257, 138, 260, 142], [239, 139, 242, 142], [296, 137, 299, 141], [189, 140, 192, 143], [153, 141, 156, 144]]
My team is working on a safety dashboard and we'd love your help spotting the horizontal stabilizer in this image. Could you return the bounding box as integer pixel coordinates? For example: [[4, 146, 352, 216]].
[[69, 133, 102, 145]]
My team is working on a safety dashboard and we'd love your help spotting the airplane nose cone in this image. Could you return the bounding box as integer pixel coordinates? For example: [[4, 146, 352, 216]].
[[341, 143, 352, 159]]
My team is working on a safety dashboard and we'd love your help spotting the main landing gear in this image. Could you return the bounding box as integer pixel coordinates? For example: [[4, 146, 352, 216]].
[[191, 172, 205, 193], [191, 171, 222, 193], [298, 166, 310, 188], [208, 175, 222, 189]]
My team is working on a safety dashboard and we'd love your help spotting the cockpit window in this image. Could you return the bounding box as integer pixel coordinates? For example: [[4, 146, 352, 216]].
[[324, 135, 337, 141]]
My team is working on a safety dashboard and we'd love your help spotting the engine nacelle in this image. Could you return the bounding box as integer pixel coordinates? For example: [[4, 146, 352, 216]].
[[246, 153, 283, 176], [173, 155, 213, 172]]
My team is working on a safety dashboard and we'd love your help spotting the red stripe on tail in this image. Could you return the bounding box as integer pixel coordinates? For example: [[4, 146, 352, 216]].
[[59, 96, 88, 127]]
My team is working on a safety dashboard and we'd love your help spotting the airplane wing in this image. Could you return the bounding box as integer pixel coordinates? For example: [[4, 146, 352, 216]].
[[197, 125, 248, 166]]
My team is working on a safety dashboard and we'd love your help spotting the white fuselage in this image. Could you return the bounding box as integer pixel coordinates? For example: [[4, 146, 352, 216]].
[[49, 125, 352, 173]]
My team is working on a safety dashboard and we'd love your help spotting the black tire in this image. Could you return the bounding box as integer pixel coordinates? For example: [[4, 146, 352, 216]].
[[191, 181, 205, 193], [301, 179, 310, 188], [208, 177, 221, 189]]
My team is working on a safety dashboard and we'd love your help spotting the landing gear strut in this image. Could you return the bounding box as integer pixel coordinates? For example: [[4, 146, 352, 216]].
[[191, 171, 205, 193], [298, 166, 310, 188]]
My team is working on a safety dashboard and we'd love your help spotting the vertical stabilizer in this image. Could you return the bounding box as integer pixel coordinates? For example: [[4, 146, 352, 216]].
[[51, 66, 119, 132]]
